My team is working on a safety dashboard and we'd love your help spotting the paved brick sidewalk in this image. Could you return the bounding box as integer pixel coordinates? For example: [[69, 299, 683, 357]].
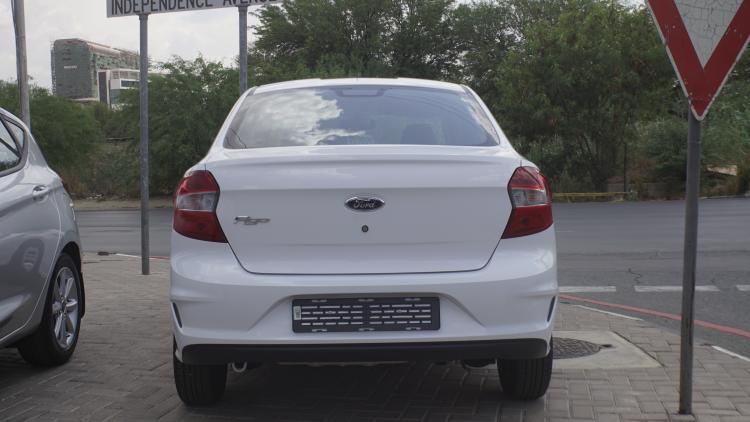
[[1, 255, 749, 422]]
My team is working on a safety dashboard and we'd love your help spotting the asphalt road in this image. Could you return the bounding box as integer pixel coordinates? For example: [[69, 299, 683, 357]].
[[553, 198, 750, 358], [77, 208, 173, 258], [76, 197, 750, 356]]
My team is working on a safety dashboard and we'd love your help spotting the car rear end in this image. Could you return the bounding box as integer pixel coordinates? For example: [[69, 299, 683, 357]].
[[169, 79, 557, 405]]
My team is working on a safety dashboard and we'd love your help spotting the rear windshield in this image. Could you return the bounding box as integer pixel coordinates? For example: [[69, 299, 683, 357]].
[[225, 86, 500, 149]]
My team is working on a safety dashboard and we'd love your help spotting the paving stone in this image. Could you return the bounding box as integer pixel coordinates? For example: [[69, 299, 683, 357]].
[[707, 397, 737, 411], [0, 254, 748, 421]]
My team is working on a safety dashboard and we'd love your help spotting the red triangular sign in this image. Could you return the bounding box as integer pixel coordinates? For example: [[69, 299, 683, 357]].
[[647, 0, 750, 120]]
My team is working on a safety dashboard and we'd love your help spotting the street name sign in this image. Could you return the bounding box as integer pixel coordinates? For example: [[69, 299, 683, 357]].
[[647, 0, 750, 120], [107, 0, 282, 18]]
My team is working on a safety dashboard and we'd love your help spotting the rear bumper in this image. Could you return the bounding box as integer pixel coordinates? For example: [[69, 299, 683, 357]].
[[181, 338, 549, 364], [171, 227, 558, 362]]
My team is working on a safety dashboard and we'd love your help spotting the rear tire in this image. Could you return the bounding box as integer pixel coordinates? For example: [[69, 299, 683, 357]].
[[17, 253, 82, 366], [173, 342, 227, 406], [497, 338, 553, 400]]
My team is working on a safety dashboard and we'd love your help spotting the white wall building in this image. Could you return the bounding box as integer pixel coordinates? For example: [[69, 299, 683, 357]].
[[97, 69, 140, 108]]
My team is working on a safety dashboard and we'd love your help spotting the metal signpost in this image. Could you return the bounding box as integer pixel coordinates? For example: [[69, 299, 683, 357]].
[[139, 14, 150, 276], [646, 0, 750, 415], [107, 0, 281, 274]]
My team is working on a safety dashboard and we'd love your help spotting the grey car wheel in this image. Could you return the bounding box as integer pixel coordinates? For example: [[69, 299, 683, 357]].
[[18, 253, 82, 366], [50, 266, 80, 350]]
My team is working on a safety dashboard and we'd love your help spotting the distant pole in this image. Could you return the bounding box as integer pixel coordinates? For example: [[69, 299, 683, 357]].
[[139, 14, 150, 276], [679, 108, 701, 415], [12, 0, 30, 128], [238, 6, 248, 95]]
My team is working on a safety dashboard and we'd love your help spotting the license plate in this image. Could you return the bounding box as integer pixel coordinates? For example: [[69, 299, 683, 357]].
[[292, 297, 440, 333]]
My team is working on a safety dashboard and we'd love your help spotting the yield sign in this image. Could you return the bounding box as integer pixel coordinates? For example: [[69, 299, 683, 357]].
[[647, 1, 750, 120]]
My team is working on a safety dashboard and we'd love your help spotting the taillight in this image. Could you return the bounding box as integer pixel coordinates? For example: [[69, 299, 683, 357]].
[[502, 166, 553, 239], [173, 170, 227, 242]]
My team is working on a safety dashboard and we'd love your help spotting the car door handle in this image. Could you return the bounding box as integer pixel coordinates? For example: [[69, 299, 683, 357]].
[[32, 185, 49, 200]]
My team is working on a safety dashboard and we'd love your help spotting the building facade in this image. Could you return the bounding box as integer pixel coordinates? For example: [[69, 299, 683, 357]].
[[51, 39, 139, 103]]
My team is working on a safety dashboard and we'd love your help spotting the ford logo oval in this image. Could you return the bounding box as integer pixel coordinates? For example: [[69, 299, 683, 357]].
[[345, 196, 385, 212]]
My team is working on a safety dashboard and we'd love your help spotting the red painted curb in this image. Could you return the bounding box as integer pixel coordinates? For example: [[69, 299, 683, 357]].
[[560, 294, 750, 339]]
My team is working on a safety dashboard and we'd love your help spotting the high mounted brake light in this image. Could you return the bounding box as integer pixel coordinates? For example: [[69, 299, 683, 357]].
[[502, 166, 553, 239], [173, 170, 227, 243]]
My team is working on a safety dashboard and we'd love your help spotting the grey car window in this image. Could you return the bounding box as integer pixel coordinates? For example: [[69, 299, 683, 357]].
[[6, 120, 25, 150], [0, 121, 21, 172], [225, 86, 500, 149]]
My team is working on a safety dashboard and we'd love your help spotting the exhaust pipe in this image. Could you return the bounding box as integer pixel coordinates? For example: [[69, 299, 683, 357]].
[[462, 359, 494, 369], [230, 362, 248, 373]]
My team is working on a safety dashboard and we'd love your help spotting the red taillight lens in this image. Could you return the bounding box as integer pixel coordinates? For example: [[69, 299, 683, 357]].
[[173, 170, 227, 243], [502, 166, 553, 239]]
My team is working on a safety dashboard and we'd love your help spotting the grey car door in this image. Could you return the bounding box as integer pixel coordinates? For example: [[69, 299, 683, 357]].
[[0, 117, 61, 343]]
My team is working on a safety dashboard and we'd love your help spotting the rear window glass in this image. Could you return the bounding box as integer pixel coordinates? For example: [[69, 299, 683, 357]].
[[225, 86, 500, 149], [0, 121, 21, 172]]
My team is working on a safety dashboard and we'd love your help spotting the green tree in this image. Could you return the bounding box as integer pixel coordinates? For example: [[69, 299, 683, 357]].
[[0, 81, 104, 191], [250, 0, 461, 83], [450, 1, 517, 102], [388, 0, 458, 79], [703, 55, 750, 171], [494, 0, 674, 190], [251, 0, 393, 81], [633, 52, 750, 195], [116, 57, 239, 194]]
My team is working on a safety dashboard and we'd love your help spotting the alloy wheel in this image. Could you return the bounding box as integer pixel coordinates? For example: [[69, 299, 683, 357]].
[[50, 267, 79, 350]]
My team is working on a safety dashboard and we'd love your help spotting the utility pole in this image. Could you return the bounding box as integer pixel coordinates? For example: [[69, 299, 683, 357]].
[[238, 6, 248, 95], [12, 0, 31, 128]]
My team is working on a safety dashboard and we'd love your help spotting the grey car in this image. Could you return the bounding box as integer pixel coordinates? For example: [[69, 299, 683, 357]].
[[0, 107, 85, 365]]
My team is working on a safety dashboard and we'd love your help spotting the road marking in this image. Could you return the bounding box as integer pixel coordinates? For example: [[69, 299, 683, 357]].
[[559, 285, 747, 293], [711, 346, 750, 363], [559, 286, 616, 293], [634, 285, 720, 292], [113, 253, 169, 260], [559, 294, 750, 339], [572, 305, 642, 321]]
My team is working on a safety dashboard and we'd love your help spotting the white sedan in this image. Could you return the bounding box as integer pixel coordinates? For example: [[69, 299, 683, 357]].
[[170, 78, 557, 405]]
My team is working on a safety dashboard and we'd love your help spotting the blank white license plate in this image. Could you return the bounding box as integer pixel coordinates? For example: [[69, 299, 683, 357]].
[[292, 297, 440, 333]]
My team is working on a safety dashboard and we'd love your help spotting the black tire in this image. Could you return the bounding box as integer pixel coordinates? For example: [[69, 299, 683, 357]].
[[497, 338, 553, 400], [173, 342, 227, 406], [17, 253, 82, 366]]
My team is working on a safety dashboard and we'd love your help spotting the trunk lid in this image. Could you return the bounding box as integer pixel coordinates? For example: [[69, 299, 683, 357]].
[[208, 146, 519, 275]]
